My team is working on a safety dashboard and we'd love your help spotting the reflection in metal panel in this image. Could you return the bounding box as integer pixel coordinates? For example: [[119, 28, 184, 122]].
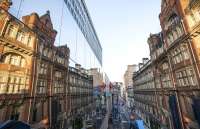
[[64, 0, 102, 65]]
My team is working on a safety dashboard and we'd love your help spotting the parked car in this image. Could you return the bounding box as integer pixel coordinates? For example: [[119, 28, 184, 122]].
[[85, 120, 94, 129]]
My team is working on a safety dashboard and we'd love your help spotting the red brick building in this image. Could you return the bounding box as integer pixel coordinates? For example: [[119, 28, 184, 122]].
[[133, 0, 200, 129], [0, 1, 70, 128]]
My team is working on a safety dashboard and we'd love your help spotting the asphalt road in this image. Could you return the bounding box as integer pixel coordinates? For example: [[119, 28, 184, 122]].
[[108, 98, 131, 129]]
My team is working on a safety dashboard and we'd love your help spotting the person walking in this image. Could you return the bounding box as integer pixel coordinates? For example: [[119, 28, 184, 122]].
[[129, 114, 136, 129]]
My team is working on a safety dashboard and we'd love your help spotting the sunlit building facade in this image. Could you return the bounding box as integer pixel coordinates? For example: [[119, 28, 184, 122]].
[[0, 1, 70, 129], [124, 65, 137, 108], [0, 0, 36, 122], [124, 65, 137, 89], [133, 0, 200, 129]]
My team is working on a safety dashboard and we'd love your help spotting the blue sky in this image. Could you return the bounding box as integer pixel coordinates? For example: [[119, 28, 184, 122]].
[[11, 0, 161, 82], [86, 0, 161, 81]]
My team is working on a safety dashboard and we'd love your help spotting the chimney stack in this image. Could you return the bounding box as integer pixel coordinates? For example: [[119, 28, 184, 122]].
[[142, 58, 149, 64], [75, 64, 81, 70], [138, 63, 144, 69]]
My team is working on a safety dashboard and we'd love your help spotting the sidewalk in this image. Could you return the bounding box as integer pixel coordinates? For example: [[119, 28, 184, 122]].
[[99, 97, 112, 129]]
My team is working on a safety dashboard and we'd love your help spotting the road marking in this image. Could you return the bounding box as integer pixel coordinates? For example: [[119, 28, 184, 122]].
[[121, 121, 128, 123]]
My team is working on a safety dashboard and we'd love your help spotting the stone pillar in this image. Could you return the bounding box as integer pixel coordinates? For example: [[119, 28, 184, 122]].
[[0, 107, 7, 121], [18, 101, 29, 122], [43, 101, 48, 119]]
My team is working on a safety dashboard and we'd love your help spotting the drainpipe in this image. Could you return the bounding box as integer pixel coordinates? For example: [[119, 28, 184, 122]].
[[49, 50, 55, 129], [181, 19, 200, 87], [167, 52, 185, 129], [27, 37, 39, 123]]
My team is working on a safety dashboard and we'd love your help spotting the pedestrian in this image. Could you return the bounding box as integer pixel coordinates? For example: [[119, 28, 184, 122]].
[[129, 114, 136, 129]]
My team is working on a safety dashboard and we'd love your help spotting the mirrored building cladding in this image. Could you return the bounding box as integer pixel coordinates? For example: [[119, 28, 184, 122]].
[[10, 0, 102, 69], [68, 65, 93, 128], [64, 0, 102, 65], [0, 0, 101, 129], [133, 1, 200, 129]]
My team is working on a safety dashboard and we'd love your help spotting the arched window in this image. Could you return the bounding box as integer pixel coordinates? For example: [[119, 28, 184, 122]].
[[172, 30, 178, 40], [176, 25, 183, 36], [168, 33, 174, 44], [3, 53, 26, 67], [168, 13, 180, 26]]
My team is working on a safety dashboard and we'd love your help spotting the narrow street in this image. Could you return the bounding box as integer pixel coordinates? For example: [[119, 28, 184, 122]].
[[108, 98, 131, 129], [0, 1, 200, 129]]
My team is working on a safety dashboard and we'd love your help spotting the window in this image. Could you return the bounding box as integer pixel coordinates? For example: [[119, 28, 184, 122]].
[[43, 48, 48, 57], [39, 63, 47, 75], [54, 81, 64, 94], [21, 58, 26, 67], [176, 67, 196, 87], [14, 77, 19, 93], [173, 30, 178, 40], [181, 45, 190, 60], [3, 54, 26, 67], [5, 76, 25, 94], [55, 71, 62, 78], [7, 25, 16, 38], [176, 26, 183, 36], [39, 43, 44, 54], [190, 9, 200, 26], [155, 78, 161, 88], [168, 14, 180, 26], [27, 36, 32, 47], [10, 55, 20, 66], [37, 79, 47, 94], [161, 73, 172, 88], [16, 31, 25, 43], [53, 71, 64, 94], [187, 68, 196, 86], [8, 77, 14, 93], [0, 76, 6, 94], [171, 45, 190, 64], [162, 62, 169, 70], [168, 33, 174, 45]]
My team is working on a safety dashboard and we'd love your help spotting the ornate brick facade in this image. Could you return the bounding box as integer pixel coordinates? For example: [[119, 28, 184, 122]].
[[0, 1, 70, 129], [133, 0, 200, 129]]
